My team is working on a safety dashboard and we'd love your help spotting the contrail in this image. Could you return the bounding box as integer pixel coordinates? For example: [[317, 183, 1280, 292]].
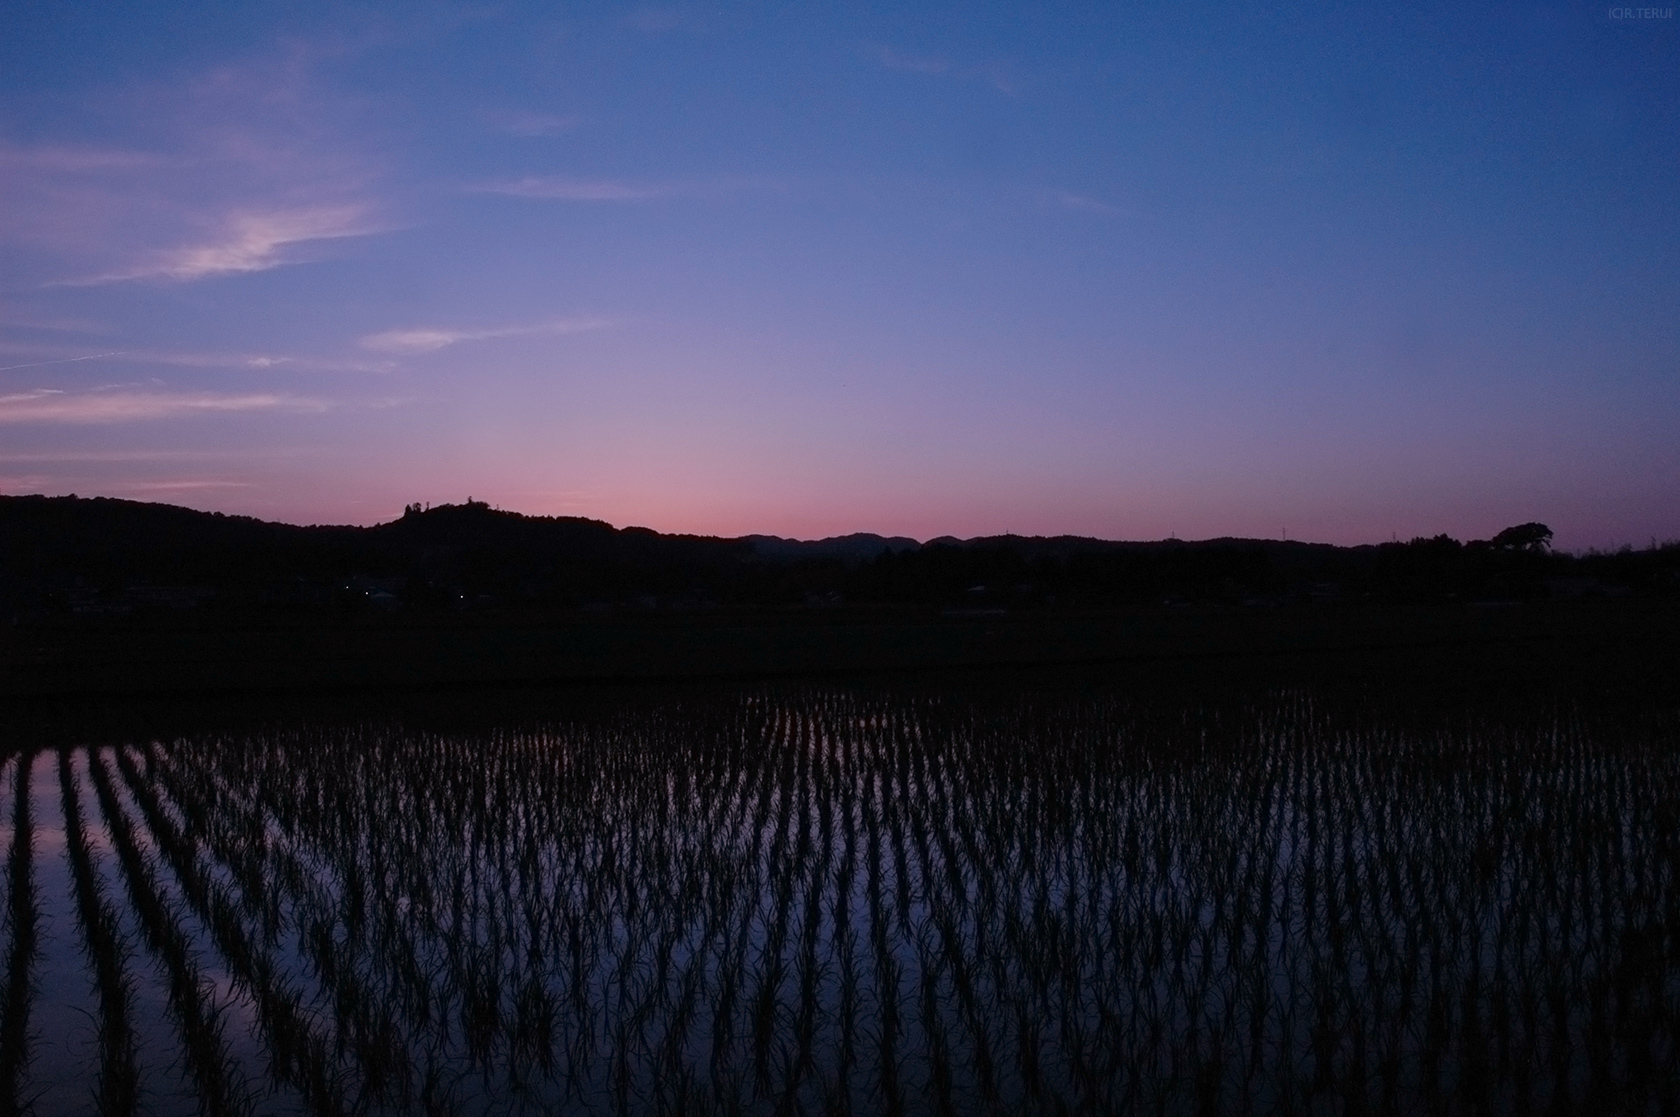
[[0, 351, 127, 371]]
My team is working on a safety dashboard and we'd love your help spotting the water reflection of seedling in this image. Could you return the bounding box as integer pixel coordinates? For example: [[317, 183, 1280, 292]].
[[58, 751, 140, 1117], [5, 686, 1673, 1113], [0, 754, 40, 1115], [112, 746, 346, 1115], [88, 749, 252, 1117]]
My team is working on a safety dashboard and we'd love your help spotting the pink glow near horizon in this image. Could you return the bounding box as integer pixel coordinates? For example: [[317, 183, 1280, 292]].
[[2, 4, 1675, 551]]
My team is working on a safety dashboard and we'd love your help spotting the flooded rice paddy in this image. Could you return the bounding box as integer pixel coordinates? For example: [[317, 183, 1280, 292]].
[[1, 682, 1677, 1114]]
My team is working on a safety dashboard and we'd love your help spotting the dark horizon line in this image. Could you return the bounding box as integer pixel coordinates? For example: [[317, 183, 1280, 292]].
[[5, 490, 1644, 556]]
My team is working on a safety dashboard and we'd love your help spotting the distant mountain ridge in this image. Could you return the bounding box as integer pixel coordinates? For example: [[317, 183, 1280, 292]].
[[0, 492, 1316, 558], [745, 533, 922, 562], [1, 494, 1672, 617]]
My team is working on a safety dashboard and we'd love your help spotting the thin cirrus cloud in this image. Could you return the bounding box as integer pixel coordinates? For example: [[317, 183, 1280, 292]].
[[0, 341, 391, 375], [872, 44, 1020, 93], [490, 111, 582, 137], [64, 205, 383, 285], [470, 175, 771, 202], [472, 176, 671, 201], [875, 45, 949, 75], [1042, 189, 1120, 215], [0, 143, 171, 173], [0, 351, 130, 372], [359, 318, 612, 355], [0, 388, 329, 424], [628, 6, 685, 33], [0, 311, 110, 335], [117, 479, 255, 493], [0, 450, 275, 463]]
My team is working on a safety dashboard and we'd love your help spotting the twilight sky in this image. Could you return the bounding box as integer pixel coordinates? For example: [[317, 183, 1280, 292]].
[[2, 2, 1676, 547]]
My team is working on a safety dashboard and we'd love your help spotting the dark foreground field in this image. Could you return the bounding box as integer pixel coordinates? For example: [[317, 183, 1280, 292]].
[[0, 644, 1677, 1115], [3, 598, 1676, 702]]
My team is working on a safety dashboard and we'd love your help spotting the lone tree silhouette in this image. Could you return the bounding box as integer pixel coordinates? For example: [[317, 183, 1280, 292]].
[[1490, 522, 1553, 552]]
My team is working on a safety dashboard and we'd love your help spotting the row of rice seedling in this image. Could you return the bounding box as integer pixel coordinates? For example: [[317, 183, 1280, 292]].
[[4, 683, 1670, 1114], [57, 750, 140, 1116], [84, 748, 252, 1117], [0, 753, 38, 1116], [111, 745, 345, 1115], [134, 737, 425, 1112]]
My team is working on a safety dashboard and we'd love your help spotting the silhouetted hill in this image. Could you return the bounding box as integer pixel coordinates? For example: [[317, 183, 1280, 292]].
[[746, 533, 921, 562], [372, 501, 747, 562], [1, 494, 1675, 621]]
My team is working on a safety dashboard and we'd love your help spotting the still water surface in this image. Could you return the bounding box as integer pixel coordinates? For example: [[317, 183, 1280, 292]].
[[1, 682, 1676, 1114]]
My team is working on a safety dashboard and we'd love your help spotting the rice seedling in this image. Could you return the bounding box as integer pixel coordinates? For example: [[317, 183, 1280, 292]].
[[112, 745, 347, 1115], [57, 749, 140, 1117], [87, 748, 252, 1117], [5, 680, 1676, 1113], [0, 753, 40, 1117]]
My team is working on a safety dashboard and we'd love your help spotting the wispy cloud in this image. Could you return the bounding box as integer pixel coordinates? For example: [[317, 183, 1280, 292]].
[[119, 479, 255, 493], [625, 6, 686, 33], [156, 206, 377, 280], [0, 351, 129, 372], [978, 62, 1023, 95], [0, 474, 52, 494], [0, 309, 109, 334], [64, 205, 382, 285], [491, 111, 582, 137], [359, 318, 612, 355], [473, 176, 671, 201], [1042, 189, 1119, 215], [872, 45, 1022, 93], [2, 42, 390, 289], [471, 175, 768, 202], [0, 341, 390, 375], [0, 144, 170, 172], [876, 46, 949, 75], [0, 388, 329, 424], [0, 450, 268, 463]]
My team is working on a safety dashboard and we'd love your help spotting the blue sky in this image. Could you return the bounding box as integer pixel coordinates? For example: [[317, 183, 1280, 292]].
[[2, 1, 1676, 547]]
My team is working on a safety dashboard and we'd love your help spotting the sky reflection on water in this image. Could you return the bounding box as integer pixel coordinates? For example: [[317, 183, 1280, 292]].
[[1, 684, 1676, 1114]]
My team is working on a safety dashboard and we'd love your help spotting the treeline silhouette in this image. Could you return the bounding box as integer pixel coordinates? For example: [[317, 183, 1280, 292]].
[[2, 494, 1675, 620]]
